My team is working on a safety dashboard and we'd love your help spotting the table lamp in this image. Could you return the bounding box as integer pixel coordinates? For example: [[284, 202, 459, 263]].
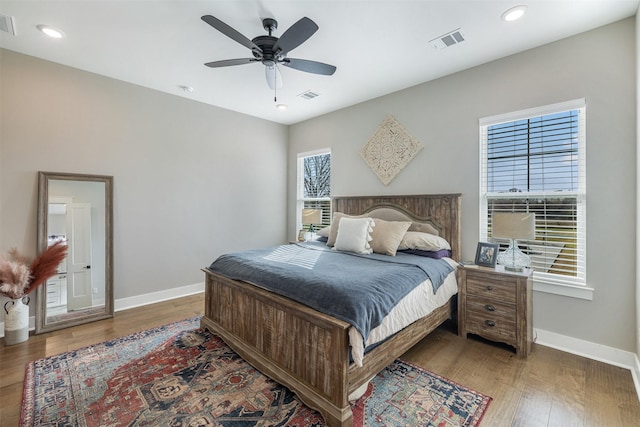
[[492, 212, 536, 272], [301, 209, 322, 241]]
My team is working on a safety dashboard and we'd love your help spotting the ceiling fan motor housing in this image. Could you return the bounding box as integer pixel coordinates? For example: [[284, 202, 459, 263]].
[[251, 35, 281, 63]]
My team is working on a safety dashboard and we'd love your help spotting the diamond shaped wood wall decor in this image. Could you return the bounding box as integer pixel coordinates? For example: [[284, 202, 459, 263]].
[[360, 115, 423, 185]]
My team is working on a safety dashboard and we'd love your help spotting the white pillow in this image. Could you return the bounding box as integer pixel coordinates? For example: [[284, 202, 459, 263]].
[[327, 212, 366, 247], [333, 217, 375, 254], [397, 231, 451, 251]]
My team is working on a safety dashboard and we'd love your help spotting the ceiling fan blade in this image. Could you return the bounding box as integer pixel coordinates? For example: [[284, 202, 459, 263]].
[[282, 58, 336, 75], [201, 15, 261, 52], [272, 17, 318, 54], [265, 64, 283, 90], [204, 58, 257, 68]]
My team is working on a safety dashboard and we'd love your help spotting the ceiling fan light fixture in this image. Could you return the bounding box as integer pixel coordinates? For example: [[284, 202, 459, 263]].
[[37, 24, 65, 38], [265, 63, 283, 90], [501, 5, 527, 22]]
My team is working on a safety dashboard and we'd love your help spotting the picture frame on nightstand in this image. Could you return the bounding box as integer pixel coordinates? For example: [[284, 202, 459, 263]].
[[474, 242, 499, 267]]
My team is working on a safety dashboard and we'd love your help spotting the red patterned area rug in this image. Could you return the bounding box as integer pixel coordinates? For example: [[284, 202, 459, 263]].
[[20, 318, 491, 426]]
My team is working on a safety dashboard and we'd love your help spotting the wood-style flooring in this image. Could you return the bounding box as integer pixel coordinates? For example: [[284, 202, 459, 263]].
[[1, 293, 638, 426]]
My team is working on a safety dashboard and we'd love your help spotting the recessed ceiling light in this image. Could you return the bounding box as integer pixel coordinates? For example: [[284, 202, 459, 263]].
[[276, 104, 288, 111], [37, 24, 65, 38], [501, 5, 527, 22]]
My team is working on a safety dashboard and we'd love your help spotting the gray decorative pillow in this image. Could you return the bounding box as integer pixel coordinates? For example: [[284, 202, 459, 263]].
[[369, 219, 411, 256], [398, 231, 451, 251]]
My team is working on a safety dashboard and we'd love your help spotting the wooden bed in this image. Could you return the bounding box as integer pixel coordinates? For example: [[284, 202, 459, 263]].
[[201, 194, 461, 427]]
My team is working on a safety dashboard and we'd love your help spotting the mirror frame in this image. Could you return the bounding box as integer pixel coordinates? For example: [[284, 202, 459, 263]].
[[35, 171, 114, 334]]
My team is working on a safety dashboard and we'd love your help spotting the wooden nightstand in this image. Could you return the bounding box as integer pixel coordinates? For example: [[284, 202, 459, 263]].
[[458, 265, 532, 357]]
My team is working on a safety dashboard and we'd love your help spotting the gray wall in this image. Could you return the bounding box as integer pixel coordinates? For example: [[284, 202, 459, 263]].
[[0, 49, 288, 319], [636, 9, 640, 359], [289, 18, 637, 352]]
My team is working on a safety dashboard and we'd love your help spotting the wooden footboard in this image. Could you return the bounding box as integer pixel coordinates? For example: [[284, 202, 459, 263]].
[[201, 269, 354, 427], [201, 269, 455, 427]]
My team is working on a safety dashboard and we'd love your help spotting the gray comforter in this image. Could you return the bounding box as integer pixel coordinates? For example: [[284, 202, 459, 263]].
[[207, 241, 454, 342]]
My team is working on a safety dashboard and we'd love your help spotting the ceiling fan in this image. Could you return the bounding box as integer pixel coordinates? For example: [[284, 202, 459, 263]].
[[201, 15, 336, 91]]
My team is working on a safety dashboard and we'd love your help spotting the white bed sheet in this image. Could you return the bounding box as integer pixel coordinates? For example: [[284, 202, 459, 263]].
[[348, 258, 458, 367]]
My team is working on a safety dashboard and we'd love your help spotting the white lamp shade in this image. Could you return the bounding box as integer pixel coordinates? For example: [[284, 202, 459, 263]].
[[492, 212, 535, 240], [302, 209, 322, 225]]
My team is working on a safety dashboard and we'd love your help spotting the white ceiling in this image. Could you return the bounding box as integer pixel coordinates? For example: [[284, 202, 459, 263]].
[[0, 1, 637, 125]]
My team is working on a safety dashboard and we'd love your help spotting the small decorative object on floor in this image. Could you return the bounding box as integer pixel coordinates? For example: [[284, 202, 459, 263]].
[[1, 241, 67, 345], [21, 318, 492, 426], [4, 296, 30, 345]]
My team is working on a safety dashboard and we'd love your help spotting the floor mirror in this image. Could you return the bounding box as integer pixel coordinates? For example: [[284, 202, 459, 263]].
[[35, 171, 114, 334]]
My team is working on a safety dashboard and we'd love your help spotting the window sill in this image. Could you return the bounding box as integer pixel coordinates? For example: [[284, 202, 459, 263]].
[[533, 279, 594, 300]]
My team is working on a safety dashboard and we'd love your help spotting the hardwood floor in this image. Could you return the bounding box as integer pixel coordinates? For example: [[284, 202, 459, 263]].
[[403, 322, 640, 426], [1, 294, 638, 426]]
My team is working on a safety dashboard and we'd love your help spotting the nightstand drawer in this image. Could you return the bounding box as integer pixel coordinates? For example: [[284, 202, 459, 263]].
[[466, 275, 516, 305], [466, 301, 517, 341], [467, 298, 515, 318]]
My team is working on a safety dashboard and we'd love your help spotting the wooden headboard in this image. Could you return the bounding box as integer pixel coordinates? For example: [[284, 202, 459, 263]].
[[332, 194, 462, 261]]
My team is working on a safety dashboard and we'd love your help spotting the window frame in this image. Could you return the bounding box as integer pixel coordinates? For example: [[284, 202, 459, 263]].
[[479, 99, 593, 300], [296, 148, 331, 235]]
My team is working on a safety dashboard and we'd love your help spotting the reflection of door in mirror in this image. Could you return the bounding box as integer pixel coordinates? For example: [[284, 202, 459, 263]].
[[47, 180, 105, 321], [47, 197, 96, 315]]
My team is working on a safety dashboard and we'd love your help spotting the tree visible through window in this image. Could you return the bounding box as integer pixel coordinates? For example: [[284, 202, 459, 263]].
[[303, 154, 330, 199], [298, 150, 331, 232]]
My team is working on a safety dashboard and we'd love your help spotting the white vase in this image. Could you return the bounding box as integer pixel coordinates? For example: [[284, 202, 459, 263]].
[[4, 296, 30, 345]]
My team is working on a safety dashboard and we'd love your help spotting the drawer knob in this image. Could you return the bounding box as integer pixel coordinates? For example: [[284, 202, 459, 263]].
[[485, 320, 496, 327], [486, 285, 493, 291], [485, 304, 495, 312]]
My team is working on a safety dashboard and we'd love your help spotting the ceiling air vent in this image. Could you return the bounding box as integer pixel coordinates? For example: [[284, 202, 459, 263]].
[[298, 90, 320, 100], [0, 14, 16, 36], [429, 28, 465, 50]]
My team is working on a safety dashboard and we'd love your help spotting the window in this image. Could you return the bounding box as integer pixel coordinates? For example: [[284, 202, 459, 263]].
[[480, 99, 588, 297], [297, 149, 331, 233]]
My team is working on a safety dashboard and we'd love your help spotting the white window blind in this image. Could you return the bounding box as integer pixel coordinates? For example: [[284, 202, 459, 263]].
[[480, 99, 586, 288], [297, 149, 331, 232]]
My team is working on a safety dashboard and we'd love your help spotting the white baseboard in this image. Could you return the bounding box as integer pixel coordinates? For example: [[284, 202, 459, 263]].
[[534, 328, 640, 403], [0, 282, 204, 338], [632, 354, 640, 404], [114, 282, 204, 312]]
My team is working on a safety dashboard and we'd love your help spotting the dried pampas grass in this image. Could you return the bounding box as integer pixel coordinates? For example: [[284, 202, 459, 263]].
[[0, 241, 68, 299]]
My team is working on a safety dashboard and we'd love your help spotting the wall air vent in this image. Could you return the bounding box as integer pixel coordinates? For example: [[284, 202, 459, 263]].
[[0, 14, 16, 36], [298, 90, 320, 100], [429, 28, 465, 50]]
